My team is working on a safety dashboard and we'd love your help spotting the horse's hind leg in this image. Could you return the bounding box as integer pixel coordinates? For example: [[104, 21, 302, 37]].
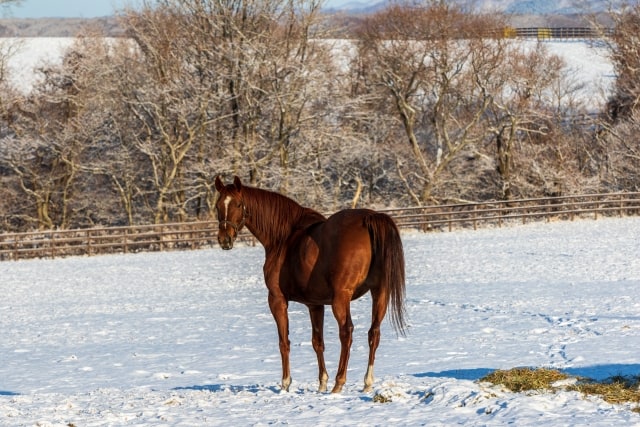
[[308, 304, 329, 392], [363, 287, 388, 392], [331, 293, 354, 393]]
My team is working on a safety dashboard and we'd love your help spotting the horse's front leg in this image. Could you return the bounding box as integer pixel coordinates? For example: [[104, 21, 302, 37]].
[[268, 291, 291, 391], [308, 304, 329, 392], [331, 294, 354, 393]]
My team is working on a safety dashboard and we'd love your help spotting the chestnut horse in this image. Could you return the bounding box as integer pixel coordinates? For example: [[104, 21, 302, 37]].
[[214, 176, 406, 393]]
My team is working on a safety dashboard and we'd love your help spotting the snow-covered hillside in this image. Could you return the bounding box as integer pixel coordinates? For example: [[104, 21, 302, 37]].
[[3, 37, 615, 110], [2, 217, 639, 425]]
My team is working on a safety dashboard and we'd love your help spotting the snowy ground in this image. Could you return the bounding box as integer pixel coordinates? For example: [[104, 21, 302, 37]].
[[2, 217, 640, 425], [3, 38, 75, 92]]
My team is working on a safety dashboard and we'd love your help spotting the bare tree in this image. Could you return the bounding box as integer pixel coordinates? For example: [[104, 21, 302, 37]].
[[590, 1, 640, 191], [118, 7, 216, 223], [602, 1, 640, 122], [55, 34, 149, 226], [0, 45, 91, 230], [481, 42, 572, 199], [353, 2, 507, 204]]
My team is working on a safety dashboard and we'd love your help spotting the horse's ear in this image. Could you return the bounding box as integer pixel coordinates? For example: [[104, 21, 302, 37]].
[[214, 175, 224, 192], [233, 175, 242, 191]]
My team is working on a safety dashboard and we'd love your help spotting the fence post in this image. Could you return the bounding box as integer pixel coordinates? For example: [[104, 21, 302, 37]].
[[619, 194, 624, 217], [473, 205, 478, 231], [86, 229, 92, 256], [50, 231, 55, 259], [570, 199, 575, 221]]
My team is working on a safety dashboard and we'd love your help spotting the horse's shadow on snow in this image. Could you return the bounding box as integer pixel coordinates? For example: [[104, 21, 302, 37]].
[[173, 384, 283, 394], [171, 364, 640, 396], [173, 383, 360, 396], [416, 363, 640, 382]]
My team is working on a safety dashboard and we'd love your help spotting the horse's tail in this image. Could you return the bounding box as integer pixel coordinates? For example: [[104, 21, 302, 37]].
[[365, 212, 407, 336]]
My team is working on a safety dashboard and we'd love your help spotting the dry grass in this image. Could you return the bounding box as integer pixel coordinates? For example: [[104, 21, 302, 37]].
[[571, 375, 640, 409], [480, 368, 640, 412], [480, 367, 569, 392]]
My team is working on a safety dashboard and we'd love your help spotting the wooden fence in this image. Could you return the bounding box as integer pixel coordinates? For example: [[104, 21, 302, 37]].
[[379, 192, 640, 232], [1, 192, 639, 261], [479, 27, 612, 40], [508, 27, 612, 40]]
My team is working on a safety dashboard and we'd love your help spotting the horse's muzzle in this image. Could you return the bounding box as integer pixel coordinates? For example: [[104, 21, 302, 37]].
[[218, 234, 235, 250]]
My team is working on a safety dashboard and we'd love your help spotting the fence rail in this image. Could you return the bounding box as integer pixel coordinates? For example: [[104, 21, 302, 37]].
[[2, 192, 640, 261], [0, 221, 219, 261], [379, 192, 640, 232]]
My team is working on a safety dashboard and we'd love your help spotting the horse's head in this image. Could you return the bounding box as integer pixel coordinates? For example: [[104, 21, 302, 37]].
[[214, 175, 247, 250]]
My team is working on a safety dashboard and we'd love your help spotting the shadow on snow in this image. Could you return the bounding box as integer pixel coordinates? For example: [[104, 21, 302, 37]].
[[415, 368, 495, 381], [173, 384, 285, 394], [415, 364, 640, 382], [169, 364, 640, 397]]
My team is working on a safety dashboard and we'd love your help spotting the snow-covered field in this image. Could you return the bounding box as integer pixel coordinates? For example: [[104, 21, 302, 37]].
[[3, 38, 75, 92], [2, 217, 640, 425]]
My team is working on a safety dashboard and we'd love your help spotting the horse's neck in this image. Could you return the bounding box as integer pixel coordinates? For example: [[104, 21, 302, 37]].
[[244, 187, 309, 248]]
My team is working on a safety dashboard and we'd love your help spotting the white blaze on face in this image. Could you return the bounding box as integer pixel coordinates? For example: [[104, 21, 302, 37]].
[[223, 196, 232, 222]]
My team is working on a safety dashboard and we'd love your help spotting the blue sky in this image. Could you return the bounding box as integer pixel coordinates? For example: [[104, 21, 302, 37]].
[[6, 0, 354, 18]]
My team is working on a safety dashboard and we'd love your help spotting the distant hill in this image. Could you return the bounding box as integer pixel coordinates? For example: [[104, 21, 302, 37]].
[[323, 0, 610, 31], [324, 0, 608, 14], [0, 17, 124, 37], [478, 0, 607, 15]]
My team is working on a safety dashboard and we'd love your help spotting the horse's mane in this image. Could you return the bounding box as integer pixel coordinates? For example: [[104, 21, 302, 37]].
[[242, 185, 326, 244]]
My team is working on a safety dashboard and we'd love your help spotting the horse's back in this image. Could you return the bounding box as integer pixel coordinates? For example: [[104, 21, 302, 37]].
[[324, 208, 398, 243], [319, 209, 378, 254]]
